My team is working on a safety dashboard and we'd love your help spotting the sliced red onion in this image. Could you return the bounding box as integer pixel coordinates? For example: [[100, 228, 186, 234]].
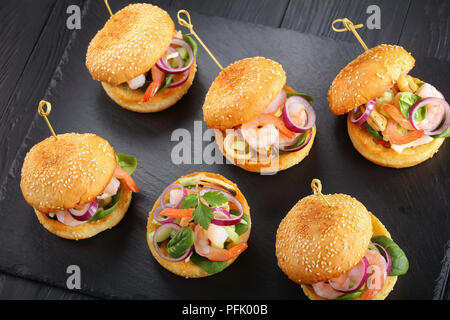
[[152, 205, 176, 224], [159, 184, 187, 209], [168, 69, 190, 88], [69, 199, 98, 222], [153, 223, 193, 262], [156, 38, 194, 74], [350, 99, 376, 126], [199, 188, 244, 226], [329, 256, 369, 293], [282, 96, 316, 133], [279, 130, 312, 153], [371, 242, 392, 275], [262, 90, 287, 114], [409, 97, 450, 135]]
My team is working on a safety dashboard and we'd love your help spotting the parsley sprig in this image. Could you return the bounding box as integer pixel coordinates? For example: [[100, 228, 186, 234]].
[[179, 189, 228, 230]]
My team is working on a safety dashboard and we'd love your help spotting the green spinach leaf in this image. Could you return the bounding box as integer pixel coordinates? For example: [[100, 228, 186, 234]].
[[157, 74, 173, 93], [167, 227, 194, 258], [182, 34, 198, 57], [398, 92, 421, 119], [116, 153, 137, 175], [234, 212, 250, 236], [89, 189, 123, 222], [371, 236, 409, 276], [190, 253, 228, 274], [364, 122, 382, 140]]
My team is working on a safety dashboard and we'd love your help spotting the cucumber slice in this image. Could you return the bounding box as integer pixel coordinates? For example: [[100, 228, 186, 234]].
[[224, 226, 239, 243]]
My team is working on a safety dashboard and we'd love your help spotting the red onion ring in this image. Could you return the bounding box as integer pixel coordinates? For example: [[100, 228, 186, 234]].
[[279, 130, 312, 153], [350, 99, 376, 126], [282, 96, 316, 133], [168, 69, 190, 88], [152, 205, 176, 224], [153, 223, 193, 262], [159, 184, 187, 209], [69, 199, 98, 222], [371, 242, 392, 275], [409, 97, 450, 135], [329, 256, 369, 293], [262, 90, 287, 114], [156, 38, 194, 74], [199, 188, 244, 226]]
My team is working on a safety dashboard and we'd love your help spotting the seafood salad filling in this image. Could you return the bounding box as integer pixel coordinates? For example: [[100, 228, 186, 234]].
[[310, 237, 409, 300], [350, 75, 450, 152], [47, 153, 139, 226], [222, 89, 316, 162], [150, 174, 250, 272], [123, 31, 198, 102]]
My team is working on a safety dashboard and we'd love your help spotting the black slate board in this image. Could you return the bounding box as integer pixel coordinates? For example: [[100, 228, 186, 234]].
[[0, 0, 449, 299]]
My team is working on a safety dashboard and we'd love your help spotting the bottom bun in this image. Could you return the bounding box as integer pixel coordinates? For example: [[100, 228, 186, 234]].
[[301, 213, 398, 300], [146, 172, 251, 278], [101, 61, 197, 113], [347, 115, 444, 168], [34, 188, 132, 240], [216, 126, 316, 174]]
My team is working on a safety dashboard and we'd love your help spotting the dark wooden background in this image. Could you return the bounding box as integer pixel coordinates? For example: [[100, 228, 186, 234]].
[[0, 0, 448, 299]]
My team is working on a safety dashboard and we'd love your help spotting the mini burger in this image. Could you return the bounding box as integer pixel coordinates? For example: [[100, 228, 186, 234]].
[[203, 57, 317, 173], [147, 172, 251, 278], [329, 44, 449, 168], [276, 179, 409, 300], [86, 3, 197, 113], [20, 133, 139, 240]]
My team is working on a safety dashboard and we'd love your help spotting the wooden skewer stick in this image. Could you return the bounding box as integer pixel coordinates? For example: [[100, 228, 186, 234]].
[[38, 100, 57, 139], [332, 18, 369, 52], [177, 10, 224, 70], [311, 179, 331, 207]]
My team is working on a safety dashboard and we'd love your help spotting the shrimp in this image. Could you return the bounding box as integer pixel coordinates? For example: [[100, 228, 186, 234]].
[[358, 249, 388, 300], [193, 224, 248, 262], [311, 282, 343, 300], [383, 104, 415, 131], [241, 114, 295, 150], [383, 119, 424, 145], [114, 167, 140, 192], [142, 66, 165, 102], [417, 101, 445, 131]]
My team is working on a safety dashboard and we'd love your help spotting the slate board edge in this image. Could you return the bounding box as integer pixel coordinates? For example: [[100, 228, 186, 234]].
[[0, 1, 448, 300]]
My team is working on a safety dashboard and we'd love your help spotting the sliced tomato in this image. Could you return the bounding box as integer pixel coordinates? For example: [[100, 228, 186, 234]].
[[376, 139, 391, 148], [383, 119, 424, 145], [113, 167, 140, 192], [160, 208, 195, 218], [382, 104, 415, 131]]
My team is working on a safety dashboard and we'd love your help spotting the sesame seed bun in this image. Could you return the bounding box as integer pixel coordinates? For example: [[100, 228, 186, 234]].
[[347, 115, 445, 168], [328, 45, 415, 115], [203, 57, 286, 130], [301, 213, 398, 300], [34, 188, 132, 240], [20, 133, 117, 213], [276, 193, 373, 285], [101, 61, 197, 113], [86, 3, 174, 85], [213, 86, 316, 173], [146, 172, 251, 278]]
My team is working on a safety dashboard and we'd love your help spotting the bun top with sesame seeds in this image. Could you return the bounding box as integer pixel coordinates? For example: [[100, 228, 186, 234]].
[[328, 44, 415, 115], [276, 193, 373, 284], [20, 133, 117, 214], [86, 3, 174, 86], [203, 57, 286, 129]]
